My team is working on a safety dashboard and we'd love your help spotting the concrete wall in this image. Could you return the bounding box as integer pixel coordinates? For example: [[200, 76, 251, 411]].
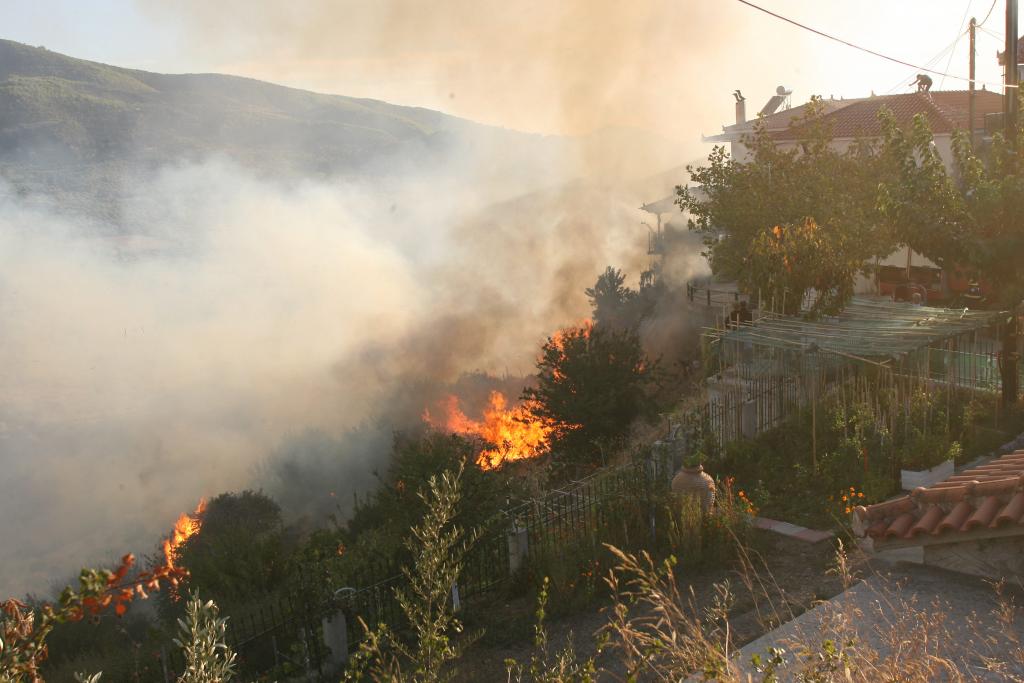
[[924, 535, 1024, 580]]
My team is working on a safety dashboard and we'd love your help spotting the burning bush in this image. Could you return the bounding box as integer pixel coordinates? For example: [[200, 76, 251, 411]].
[[525, 322, 660, 466], [424, 391, 559, 470], [161, 491, 290, 616]]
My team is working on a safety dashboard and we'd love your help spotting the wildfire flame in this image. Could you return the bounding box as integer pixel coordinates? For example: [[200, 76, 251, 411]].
[[162, 498, 207, 570], [550, 318, 592, 352], [424, 391, 555, 470]]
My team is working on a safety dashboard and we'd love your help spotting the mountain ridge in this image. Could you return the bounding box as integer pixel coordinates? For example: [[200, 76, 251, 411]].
[[0, 39, 687, 226], [0, 38, 574, 224]]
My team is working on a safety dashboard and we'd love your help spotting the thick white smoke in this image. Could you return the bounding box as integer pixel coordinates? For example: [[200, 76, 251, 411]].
[[0, 150, 675, 597]]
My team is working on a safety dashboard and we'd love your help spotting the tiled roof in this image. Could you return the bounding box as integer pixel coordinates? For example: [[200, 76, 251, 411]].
[[772, 90, 1004, 141], [720, 98, 858, 135], [853, 451, 1024, 545]]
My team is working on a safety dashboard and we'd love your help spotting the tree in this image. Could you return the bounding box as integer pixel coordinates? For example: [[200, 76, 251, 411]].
[[743, 218, 866, 318], [586, 266, 666, 333], [173, 595, 236, 683], [679, 98, 893, 316], [585, 267, 634, 329], [172, 491, 289, 612], [345, 468, 475, 683], [524, 324, 659, 465], [2, 555, 185, 683], [301, 432, 509, 588], [878, 109, 1024, 406]]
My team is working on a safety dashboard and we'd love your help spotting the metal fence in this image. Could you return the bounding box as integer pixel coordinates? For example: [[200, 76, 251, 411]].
[[512, 453, 675, 566], [147, 451, 678, 682]]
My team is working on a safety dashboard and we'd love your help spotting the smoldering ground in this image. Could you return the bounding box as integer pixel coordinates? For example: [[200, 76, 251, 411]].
[[0, 149, 706, 598]]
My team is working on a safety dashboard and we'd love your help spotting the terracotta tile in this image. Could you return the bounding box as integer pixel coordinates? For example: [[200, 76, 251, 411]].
[[857, 450, 1024, 546], [867, 519, 890, 538], [971, 477, 1020, 496], [885, 512, 916, 538], [992, 491, 1024, 528], [936, 501, 974, 534], [962, 496, 1002, 531], [864, 496, 914, 521], [914, 486, 966, 504], [907, 505, 944, 537]]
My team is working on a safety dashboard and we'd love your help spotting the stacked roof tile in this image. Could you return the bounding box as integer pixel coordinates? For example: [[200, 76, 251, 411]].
[[853, 451, 1024, 545]]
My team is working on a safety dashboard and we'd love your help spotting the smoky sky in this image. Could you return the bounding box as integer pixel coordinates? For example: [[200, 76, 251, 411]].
[[130, 1, 1007, 151]]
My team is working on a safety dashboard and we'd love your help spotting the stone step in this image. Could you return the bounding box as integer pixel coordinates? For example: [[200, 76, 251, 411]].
[[753, 517, 834, 544]]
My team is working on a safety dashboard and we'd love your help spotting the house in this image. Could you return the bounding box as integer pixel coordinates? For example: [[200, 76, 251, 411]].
[[853, 450, 1024, 579], [702, 86, 859, 159], [699, 87, 1007, 307], [704, 88, 1005, 170]]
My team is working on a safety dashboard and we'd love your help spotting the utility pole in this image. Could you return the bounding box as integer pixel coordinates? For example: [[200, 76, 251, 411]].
[[1003, 0, 1020, 409], [1007, 0, 1019, 143], [969, 16, 977, 148]]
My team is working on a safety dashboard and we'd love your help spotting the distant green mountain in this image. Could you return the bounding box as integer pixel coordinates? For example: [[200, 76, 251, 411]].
[[0, 40, 690, 227], [0, 39, 573, 223]]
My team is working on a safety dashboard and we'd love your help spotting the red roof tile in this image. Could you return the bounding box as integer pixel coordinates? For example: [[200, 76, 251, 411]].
[[718, 98, 858, 135], [772, 90, 1004, 141], [853, 451, 1024, 545]]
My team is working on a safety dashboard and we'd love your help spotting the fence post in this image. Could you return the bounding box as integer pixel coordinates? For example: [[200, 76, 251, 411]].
[[507, 523, 529, 572], [300, 626, 313, 679], [451, 582, 461, 612], [322, 612, 349, 668], [160, 646, 170, 683]]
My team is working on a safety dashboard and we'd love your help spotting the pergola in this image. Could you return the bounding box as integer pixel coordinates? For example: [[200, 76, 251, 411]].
[[713, 297, 1004, 366], [698, 297, 1008, 447]]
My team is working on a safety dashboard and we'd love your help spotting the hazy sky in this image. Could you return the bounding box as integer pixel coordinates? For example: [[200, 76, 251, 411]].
[[0, 1, 1014, 144]]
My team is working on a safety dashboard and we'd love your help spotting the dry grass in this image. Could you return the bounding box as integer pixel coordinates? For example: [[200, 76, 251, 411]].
[[594, 537, 1024, 682]]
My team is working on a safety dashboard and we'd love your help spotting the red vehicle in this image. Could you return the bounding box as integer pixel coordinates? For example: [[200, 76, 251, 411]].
[[875, 248, 992, 308]]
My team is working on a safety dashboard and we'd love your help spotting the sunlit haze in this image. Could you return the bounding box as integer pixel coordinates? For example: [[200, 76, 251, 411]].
[[0, 1, 1012, 152]]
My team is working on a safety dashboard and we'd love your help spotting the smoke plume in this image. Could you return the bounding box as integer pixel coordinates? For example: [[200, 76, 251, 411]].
[[0, 138, 706, 597]]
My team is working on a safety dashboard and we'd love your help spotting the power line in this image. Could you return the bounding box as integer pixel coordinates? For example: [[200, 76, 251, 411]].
[[978, 24, 1005, 41], [978, 0, 999, 28], [884, 32, 967, 94], [735, 0, 1017, 89], [940, 3, 973, 88]]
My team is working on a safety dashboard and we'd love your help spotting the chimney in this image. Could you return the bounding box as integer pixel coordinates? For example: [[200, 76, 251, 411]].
[[733, 90, 747, 124]]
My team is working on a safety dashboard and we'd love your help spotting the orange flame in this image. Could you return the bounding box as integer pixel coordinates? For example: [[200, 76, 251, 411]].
[[550, 318, 592, 353], [547, 319, 592, 381], [424, 391, 555, 470], [162, 498, 207, 570]]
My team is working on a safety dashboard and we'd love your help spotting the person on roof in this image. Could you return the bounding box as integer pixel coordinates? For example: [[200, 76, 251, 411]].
[[912, 74, 933, 92]]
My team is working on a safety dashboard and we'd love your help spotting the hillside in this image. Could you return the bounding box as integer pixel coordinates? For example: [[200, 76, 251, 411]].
[[0, 39, 573, 223]]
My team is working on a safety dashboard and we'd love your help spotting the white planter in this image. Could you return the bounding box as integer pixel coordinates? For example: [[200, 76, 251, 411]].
[[900, 459, 954, 490]]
